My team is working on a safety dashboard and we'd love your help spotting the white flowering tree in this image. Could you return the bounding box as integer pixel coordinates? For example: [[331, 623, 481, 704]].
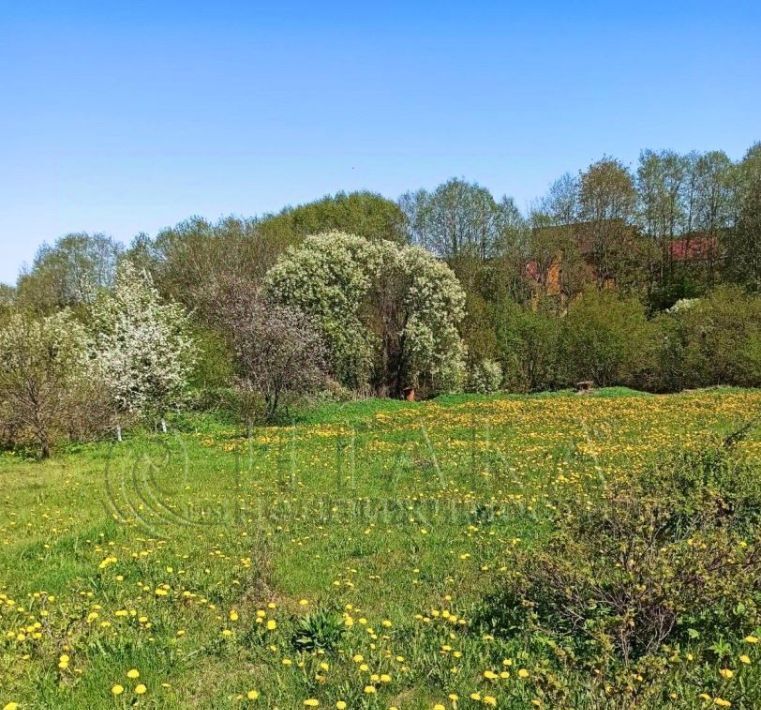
[[91, 262, 195, 437], [265, 232, 466, 396]]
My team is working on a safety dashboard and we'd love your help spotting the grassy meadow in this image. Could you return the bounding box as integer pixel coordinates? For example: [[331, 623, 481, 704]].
[[1, 388, 761, 709]]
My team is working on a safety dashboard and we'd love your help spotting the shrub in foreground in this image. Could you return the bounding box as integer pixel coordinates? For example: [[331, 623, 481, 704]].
[[477, 435, 761, 670]]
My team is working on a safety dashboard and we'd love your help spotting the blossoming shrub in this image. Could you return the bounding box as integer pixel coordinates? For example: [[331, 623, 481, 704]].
[[90, 262, 195, 431], [265, 231, 466, 396], [477, 435, 761, 669], [466, 358, 503, 393]]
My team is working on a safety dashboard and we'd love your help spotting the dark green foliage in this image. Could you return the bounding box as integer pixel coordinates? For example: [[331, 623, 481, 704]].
[[559, 288, 655, 388], [466, 285, 761, 395], [492, 299, 559, 392], [653, 287, 761, 390], [259, 190, 407, 245], [461, 293, 498, 364], [291, 608, 346, 653], [187, 326, 235, 391]]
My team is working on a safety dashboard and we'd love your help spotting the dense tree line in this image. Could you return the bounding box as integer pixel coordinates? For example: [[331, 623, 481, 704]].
[[1, 143, 760, 456]]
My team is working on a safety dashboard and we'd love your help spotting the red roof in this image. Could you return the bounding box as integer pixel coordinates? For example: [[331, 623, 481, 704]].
[[669, 235, 718, 262]]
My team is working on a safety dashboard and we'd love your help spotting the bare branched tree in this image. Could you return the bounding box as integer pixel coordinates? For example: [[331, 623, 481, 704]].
[[204, 277, 327, 421]]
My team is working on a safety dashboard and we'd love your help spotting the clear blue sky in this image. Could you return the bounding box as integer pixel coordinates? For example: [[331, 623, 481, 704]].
[[1, 1, 759, 285]]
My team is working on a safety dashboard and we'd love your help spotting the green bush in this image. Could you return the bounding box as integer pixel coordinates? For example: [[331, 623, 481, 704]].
[[559, 289, 654, 388], [653, 287, 761, 390], [492, 299, 560, 392], [476, 435, 761, 667], [188, 326, 235, 391], [466, 358, 503, 393]]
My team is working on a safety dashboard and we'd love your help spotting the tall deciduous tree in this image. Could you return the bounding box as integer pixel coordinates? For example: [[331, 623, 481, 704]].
[[637, 150, 688, 244], [16, 233, 122, 312], [259, 191, 407, 245], [400, 178, 524, 260], [578, 158, 638, 286], [537, 172, 580, 226], [728, 143, 761, 289], [137, 216, 274, 310], [91, 262, 195, 436], [690, 150, 736, 234], [265, 232, 466, 396]]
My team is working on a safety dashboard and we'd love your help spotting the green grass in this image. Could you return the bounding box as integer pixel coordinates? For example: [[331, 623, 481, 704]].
[[1, 388, 761, 708]]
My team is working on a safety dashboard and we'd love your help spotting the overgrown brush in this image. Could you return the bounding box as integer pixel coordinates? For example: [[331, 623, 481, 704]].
[[477, 431, 761, 668]]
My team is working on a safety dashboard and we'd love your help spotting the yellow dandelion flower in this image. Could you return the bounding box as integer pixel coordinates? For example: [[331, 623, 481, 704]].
[[111, 684, 124, 696], [134, 684, 147, 695]]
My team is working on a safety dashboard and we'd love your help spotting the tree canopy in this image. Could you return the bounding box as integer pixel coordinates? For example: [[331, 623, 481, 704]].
[[265, 232, 466, 396]]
